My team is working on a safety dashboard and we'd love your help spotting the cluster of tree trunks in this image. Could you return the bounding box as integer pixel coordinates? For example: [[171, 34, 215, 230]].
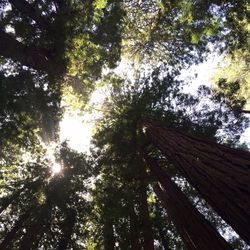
[[143, 123, 250, 246], [142, 152, 233, 250]]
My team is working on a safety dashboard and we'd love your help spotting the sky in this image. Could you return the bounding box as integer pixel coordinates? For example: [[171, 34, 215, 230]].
[[59, 87, 106, 153]]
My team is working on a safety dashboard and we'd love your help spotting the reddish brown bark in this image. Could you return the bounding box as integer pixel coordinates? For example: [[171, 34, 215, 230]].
[[143, 123, 250, 245], [142, 153, 233, 250]]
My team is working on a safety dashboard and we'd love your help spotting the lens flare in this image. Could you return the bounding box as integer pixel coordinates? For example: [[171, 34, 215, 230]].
[[51, 162, 61, 174]]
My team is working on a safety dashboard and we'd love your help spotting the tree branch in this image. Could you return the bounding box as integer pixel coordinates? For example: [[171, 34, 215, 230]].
[[9, 0, 54, 33], [0, 29, 56, 73]]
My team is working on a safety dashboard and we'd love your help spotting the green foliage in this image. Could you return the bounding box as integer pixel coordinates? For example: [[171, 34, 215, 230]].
[[122, 0, 249, 70], [90, 69, 248, 248], [212, 49, 250, 111], [0, 143, 94, 249], [0, 0, 249, 249]]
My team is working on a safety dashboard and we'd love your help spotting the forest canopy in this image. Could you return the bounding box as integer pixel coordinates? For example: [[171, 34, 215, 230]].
[[0, 0, 249, 249]]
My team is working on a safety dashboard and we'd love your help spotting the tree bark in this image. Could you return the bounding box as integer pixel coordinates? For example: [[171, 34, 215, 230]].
[[142, 153, 233, 250], [138, 165, 154, 250], [158, 227, 171, 250], [143, 123, 250, 246], [0, 29, 56, 73], [129, 207, 141, 250], [103, 217, 115, 250], [139, 184, 154, 250]]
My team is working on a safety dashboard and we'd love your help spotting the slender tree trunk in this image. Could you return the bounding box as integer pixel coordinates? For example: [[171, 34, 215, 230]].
[[57, 209, 76, 250], [103, 219, 115, 250], [153, 202, 171, 250], [129, 207, 141, 250], [158, 227, 170, 250], [143, 123, 250, 245], [153, 208, 171, 250], [137, 163, 154, 250], [142, 152, 233, 250], [8, 0, 54, 33], [139, 181, 154, 250], [0, 30, 56, 73], [132, 124, 154, 250]]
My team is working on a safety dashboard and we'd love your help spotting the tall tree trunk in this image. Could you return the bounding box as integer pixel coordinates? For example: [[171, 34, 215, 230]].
[[138, 181, 154, 250], [142, 152, 233, 250], [103, 217, 115, 250], [158, 227, 170, 250], [129, 207, 140, 250], [132, 123, 154, 250], [143, 123, 250, 245], [8, 0, 54, 33], [0, 30, 56, 73], [57, 208, 76, 250]]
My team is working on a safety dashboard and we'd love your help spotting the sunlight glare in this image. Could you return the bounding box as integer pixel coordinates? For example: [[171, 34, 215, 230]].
[[51, 162, 62, 174], [59, 114, 93, 153], [59, 88, 106, 153], [44, 142, 62, 174]]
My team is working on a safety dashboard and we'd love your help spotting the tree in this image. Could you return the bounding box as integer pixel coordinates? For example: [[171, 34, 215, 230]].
[[91, 70, 248, 248], [1, 1, 250, 249], [122, 0, 249, 67], [0, 0, 124, 163], [0, 0, 124, 77], [0, 143, 93, 249], [141, 152, 232, 250], [212, 49, 250, 113], [0, 70, 61, 143], [143, 123, 250, 245]]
